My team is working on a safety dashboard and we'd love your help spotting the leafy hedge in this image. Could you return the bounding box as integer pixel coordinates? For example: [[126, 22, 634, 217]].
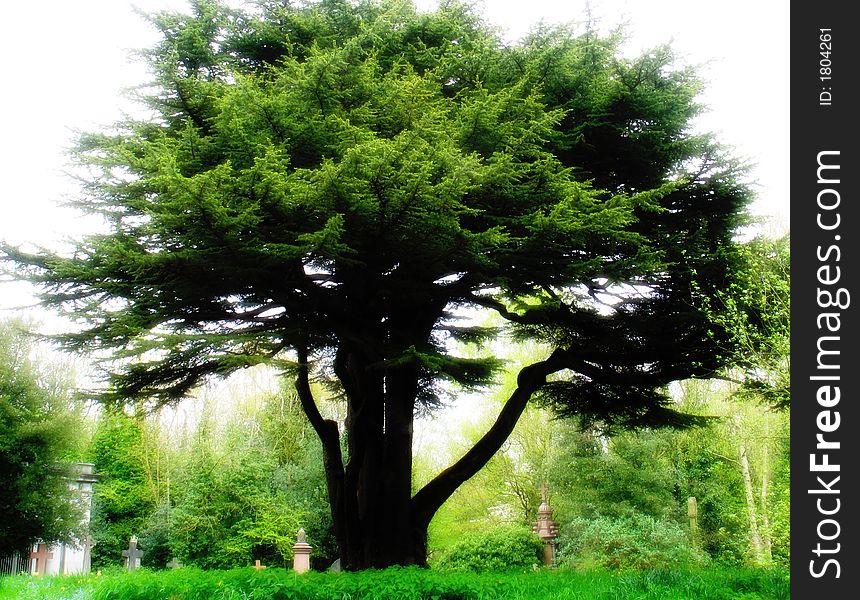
[[557, 514, 709, 570], [0, 567, 790, 600], [431, 524, 544, 572]]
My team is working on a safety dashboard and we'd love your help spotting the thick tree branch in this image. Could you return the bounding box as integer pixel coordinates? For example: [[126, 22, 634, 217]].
[[411, 349, 570, 528], [295, 344, 345, 544], [295, 345, 343, 473], [465, 293, 549, 324]]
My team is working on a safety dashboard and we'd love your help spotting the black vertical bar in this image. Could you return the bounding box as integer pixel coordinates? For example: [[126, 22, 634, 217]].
[[791, 1, 859, 596]]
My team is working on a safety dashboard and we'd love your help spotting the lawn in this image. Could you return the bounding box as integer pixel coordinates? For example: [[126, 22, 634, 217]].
[[0, 566, 788, 600]]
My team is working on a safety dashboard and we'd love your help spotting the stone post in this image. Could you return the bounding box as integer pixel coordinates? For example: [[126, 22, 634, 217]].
[[687, 496, 698, 536], [292, 528, 312, 574], [82, 535, 96, 575]]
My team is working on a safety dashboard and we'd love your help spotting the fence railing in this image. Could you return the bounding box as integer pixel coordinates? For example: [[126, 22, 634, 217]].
[[0, 553, 25, 577]]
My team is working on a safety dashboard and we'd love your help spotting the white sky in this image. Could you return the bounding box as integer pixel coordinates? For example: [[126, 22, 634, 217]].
[[0, 0, 789, 316]]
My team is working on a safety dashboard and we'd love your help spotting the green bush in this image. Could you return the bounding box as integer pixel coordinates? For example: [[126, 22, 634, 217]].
[[432, 523, 543, 572], [557, 514, 709, 571]]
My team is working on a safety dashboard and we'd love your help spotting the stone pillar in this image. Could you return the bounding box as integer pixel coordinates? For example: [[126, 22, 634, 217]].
[[687, 496, 698, 536], [532, 484, 560, 568], [292, 528, 312, 574]]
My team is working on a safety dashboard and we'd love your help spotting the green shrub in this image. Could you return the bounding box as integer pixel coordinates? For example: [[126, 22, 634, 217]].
[[557, 514, 709, 571], [432, 523, 543, 572], [139, 501, 173, 568]]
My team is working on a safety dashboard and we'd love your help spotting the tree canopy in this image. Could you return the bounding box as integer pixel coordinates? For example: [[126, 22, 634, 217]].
[[1, 0, 756, 569]]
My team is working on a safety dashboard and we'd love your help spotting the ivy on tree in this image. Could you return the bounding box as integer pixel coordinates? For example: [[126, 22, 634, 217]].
[[2, 0, 756, 569]]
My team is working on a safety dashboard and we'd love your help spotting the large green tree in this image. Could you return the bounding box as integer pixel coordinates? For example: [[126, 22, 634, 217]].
[[2, 0, 754, 568]]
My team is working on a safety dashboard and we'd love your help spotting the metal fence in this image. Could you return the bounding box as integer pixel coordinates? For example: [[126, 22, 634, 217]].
[[0, 553, 26, 577]]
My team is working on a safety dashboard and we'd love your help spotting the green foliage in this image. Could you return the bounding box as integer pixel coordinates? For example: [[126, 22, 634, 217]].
[[709, 235, 790, 409], [1, 0, 758, 568], [166, 419, 304, 569], [558, 514, 708, 571], [138, 501, 173, 568], [767, 422, 790, 568], [133, 384, 336, 570], [421, 366, 545, 554], [549, 430, 683, 522], [670, 379, 790, 566], [0, 571, 99, 600], [1, 0, 750, 428], [425, 368, 788, 570], [257, 390, 339, 568], [88, 410, 156, 568], [0, 566, 789, 600], [609, 568, 788, 600], [432, 523, 543, 572], [670, 433, 748, 565], [0, 320, 83, 554]]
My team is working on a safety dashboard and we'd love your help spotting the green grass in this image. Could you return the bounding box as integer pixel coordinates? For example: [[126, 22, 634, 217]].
[[0, 566, 789, 600]]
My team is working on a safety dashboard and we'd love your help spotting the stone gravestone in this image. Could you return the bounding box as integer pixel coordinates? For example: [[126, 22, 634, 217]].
[[252, 559, 266, 570], [29, 543, 54, 576], [292, 528, 313, 574], [121, 536, 144, 572], [166, 558, 183, 569]]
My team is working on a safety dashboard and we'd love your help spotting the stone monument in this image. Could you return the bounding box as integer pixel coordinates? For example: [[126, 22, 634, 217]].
[[29, 544, 54, 576], [121, 536, 144, 572], [532, 483, 560, 568], [688, 496, 699, 536], [292, 528, 313, 574]]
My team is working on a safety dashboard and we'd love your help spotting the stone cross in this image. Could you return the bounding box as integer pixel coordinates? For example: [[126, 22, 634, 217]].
[[252, 559, 266, 570], [122, 536, 144, 572], [166, 558, 183, 569], [29, 543, 54, 576]]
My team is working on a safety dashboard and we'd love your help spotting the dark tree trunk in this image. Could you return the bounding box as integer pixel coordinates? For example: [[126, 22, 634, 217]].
[[297, 338, 569, 570]]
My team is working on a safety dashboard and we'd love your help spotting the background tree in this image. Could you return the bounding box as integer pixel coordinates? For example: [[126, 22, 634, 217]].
[[157, 386, 337, 569], [690, 234, 790, 564], [1, 0, 757, 569], [709, 235, 790, 409], [420, 238, 791, 569], [0, 320, 84, 555], [670, 378, 789, 567], [88, 409, 156, 568]]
